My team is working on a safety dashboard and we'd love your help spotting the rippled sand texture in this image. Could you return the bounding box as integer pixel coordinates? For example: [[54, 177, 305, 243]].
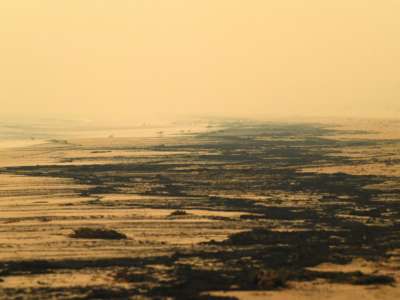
[[0, 119, 399, 299]]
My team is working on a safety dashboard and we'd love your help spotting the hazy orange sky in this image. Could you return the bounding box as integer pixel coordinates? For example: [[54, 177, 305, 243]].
[[1, 1, 399, 122]]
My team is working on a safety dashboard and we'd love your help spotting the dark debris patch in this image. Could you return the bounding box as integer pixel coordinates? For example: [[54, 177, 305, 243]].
[[295, 269, 396, 286], [69, 228, 128, 240]]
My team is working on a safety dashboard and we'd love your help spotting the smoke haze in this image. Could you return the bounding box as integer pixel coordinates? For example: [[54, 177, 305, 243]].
[[1, 1, 399, 122]]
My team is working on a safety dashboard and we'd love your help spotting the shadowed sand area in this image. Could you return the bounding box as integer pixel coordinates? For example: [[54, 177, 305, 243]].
[[0, 119, 399, 299]]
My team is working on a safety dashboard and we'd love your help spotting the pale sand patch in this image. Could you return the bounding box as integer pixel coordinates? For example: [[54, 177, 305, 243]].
[[0, 174, 89, 190], [365, 181, 400, 191], [307, 258, 385, 274], [301, 163, 400, 177], [208, 282, 400, 300], [0, 208, 252, 219], [0, 271, 115, 289]]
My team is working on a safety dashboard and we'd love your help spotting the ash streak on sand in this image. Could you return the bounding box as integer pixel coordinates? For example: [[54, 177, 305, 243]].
[[0, 119, 399, 299]]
